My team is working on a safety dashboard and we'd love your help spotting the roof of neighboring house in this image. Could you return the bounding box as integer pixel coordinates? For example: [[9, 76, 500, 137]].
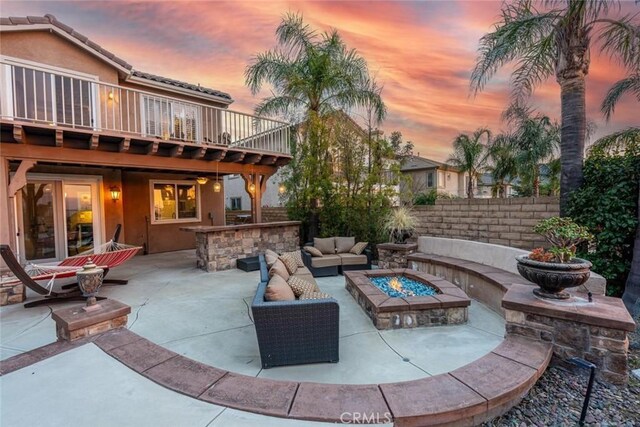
[[400, 156, 459, 172], [1, 15, 233, 103]]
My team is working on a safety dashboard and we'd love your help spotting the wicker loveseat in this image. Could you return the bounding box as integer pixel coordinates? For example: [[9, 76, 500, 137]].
[[251, 254, 340, 368], [301, 237, 372, 277]]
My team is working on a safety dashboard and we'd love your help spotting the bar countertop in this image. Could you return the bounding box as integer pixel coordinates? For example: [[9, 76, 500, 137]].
[[181, 221, 301, 233]]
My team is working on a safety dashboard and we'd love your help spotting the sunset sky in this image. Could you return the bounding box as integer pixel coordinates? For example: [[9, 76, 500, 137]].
[[3, 1, 637, 161]]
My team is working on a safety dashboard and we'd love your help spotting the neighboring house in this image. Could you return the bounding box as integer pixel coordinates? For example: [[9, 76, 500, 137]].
[[400, 156, 514, 199], [0, 15, 291, 262], [400, 156, 466, 198]]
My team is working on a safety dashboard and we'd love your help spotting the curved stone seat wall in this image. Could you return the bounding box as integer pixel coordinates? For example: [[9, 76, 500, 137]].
[[417, 236, 606, 296]]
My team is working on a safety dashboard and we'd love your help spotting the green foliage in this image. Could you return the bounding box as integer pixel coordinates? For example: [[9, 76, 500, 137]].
[[413, 189, 456, 206], [532, 216, 593, 263], [568, 146, 640, 296], [383, 207, 417, 244], [447, 128, 491, 198]]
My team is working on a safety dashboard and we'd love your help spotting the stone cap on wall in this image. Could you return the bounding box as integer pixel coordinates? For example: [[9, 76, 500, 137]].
[[180, 221, 301, 233], [502, 284, 636, 332], [377, 243, 418, 252]]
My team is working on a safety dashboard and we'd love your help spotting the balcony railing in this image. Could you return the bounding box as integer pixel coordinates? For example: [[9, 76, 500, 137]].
[[0, 62, 291, 156]]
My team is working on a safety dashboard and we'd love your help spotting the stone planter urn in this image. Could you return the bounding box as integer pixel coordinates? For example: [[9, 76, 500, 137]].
[[76, 258, 104, 311], [515, 255, 592, 300]]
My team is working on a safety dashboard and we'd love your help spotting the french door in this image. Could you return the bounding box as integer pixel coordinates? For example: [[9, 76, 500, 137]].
[[17, 176, 103, 263]]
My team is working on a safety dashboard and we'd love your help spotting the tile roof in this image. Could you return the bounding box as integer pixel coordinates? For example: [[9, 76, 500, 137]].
[[1, 15, 232, 102], [132, 71, 232, 101], [400, 156, 448, 171], [1, 14, 133, 70]]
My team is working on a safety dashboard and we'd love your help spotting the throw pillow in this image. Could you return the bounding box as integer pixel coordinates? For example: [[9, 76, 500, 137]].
[[350, 242, 368, 255], [287, 275, 317, 297], [335, 237, 356, 253], [282, 250, 305, 267], [314, 237, 336, 255], [279, 254, 299, 275], [264, 249, 279, 267], [265, 275, 295, 301], [303, 246, 323, 257], [300, 291, 332, 300], [269, 259, 290, 281]]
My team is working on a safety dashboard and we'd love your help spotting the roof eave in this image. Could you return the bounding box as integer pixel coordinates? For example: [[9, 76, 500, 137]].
[[0, 24, 132, 76], [127, 75, 234, 105]]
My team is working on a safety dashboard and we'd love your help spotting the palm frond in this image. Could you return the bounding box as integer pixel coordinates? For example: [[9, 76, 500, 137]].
[[595, 13, 640, 71], [470, 1, 559, 96], [601, 73, 640, 120], [589, 127, 640, 156], [510, 32, 556, 101], [254, 95, 305, 118], [276, 12, 316, 57]]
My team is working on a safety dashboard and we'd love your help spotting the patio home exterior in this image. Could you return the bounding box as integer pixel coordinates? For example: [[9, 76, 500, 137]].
[[0, 15, 291, 263]]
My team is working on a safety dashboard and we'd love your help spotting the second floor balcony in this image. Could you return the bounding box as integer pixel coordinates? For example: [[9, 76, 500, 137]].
[[0, 62, 291, 157]]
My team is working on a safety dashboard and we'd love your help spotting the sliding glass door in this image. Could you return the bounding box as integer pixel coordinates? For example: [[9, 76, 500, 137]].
[[17, 176, 103, 263]]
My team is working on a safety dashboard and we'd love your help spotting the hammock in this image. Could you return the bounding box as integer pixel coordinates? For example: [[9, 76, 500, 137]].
[[0, 240, 142, 290]]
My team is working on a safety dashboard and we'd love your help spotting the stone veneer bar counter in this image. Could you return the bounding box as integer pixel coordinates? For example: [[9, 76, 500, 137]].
[[182, 221, 301, 272]]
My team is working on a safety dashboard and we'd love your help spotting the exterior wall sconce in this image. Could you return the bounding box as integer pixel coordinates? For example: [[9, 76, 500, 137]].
[[109, 186, 121, 202], [213, 181, 222, 193], [278, 183, 286, 194], [196, 177, 208, 185]]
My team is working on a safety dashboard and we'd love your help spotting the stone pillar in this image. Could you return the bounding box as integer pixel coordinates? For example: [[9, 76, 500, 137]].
[[502, 284, 636, 384], [376, 243, 418, 269], [52, 299, 131, 341]]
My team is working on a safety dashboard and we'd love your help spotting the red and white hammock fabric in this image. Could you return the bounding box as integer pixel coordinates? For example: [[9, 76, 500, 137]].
[[0, 241, 141, 292]]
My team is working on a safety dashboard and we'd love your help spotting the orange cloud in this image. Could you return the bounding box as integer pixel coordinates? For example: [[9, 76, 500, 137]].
[[2, 0, 637, 160]]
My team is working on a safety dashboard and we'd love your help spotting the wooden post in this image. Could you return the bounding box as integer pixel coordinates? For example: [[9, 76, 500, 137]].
[[0, 158, 36, 253]]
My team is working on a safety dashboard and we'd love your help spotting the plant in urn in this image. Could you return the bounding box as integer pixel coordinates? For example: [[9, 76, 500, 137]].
[[76, 258, 104, 311]]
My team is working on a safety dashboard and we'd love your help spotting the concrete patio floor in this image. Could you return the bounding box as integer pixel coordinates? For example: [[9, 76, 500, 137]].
[[0, 250, 505, 426]]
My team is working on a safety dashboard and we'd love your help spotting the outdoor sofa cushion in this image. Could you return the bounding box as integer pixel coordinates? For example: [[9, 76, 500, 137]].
[[303, 246, 323, 257], [335, 237, 356, 253], [300, 292, 332, 300], [314, 237, 336, 255], [282, 250, 305, 267], [264, 249, 279, 267], [265, 274, 295, 301], [279, 254, 299, 275], [311, 254, 342, 268], [288, 275, 317, 297], [350, 242, 368, 255], [269, 259, 290, 281], [338, 253, 368, 266]]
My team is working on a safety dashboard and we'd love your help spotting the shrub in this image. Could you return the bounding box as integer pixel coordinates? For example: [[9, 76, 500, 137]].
[[532, 217, 593, 262], [568, 152, 640, 296]]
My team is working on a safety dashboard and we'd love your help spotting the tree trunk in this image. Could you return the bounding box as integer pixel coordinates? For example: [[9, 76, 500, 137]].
[[467, 175, 474, 199], [558, 76, 586, 214], [622, 184, 640, 317]]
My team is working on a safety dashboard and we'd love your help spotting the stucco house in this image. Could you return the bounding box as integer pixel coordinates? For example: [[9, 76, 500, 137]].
[[400, 155, 512, 200], [0, 15, 291, 262]]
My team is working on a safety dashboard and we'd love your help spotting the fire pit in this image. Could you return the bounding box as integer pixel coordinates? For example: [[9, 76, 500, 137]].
[[344, 269, 471, 330]]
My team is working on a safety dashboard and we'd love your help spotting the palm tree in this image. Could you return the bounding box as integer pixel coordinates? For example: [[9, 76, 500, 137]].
[[470, 0, 640, 215], [504, 104, 560, 197], [245, 13, 385, 239], [487, 134, 518, 198], [448, 128, 491, 198]]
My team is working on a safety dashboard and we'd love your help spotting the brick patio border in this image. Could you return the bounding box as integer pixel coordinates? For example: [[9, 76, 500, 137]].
[[0, 328, 551, 425]]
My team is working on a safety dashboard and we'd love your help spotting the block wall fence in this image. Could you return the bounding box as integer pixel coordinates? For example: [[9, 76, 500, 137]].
[[412, 197, 560, 250]]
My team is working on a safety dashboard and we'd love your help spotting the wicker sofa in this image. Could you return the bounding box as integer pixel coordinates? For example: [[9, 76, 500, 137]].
[[251, 254, 340, 368], [301, 237, 372, 277]]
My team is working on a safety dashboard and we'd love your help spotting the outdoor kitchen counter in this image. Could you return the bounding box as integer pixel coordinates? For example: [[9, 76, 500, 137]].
[[181, 221, 301, 272]]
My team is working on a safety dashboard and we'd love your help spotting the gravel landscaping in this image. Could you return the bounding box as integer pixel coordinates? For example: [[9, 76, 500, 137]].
[[485, 315, 640, 427]]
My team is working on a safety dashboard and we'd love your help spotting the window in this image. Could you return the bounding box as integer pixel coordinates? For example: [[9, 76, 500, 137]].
[[150, 181, 200, 224], [426, 171, 434, 188], [141, 95, 200, 142], [230, 197, 242, 210], [438, 171, 445, 188]]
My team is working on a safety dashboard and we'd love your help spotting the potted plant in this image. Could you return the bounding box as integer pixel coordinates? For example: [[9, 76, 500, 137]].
[[516, 216, 594, 300], [383, 207, 417, 244]]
